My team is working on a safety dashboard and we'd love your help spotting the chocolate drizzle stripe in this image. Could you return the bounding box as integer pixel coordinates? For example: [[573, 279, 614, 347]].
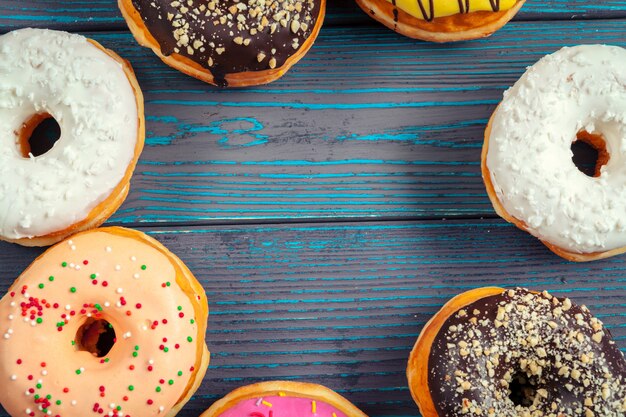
[[415, 0, 501, 21]]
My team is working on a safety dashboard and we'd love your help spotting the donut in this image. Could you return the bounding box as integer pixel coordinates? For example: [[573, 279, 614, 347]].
[[482, 45, 626, 261], [407, 287, 626, 417], [118, 0, 326, 87], [0, 227, 210, 417], [355, 0, 526, 42], [0, 29, 145, 247], [200, 381, 368, 417]]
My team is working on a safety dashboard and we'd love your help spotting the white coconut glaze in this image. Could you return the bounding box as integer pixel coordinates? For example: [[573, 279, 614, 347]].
[[0, 29, 138, 240], [486, 45, 626, 254]]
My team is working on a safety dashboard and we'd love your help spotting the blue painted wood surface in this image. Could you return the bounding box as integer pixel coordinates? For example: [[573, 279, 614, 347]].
[[0, 1, 625, 417], [0, 221, 624, 416], [1, 1, 626, 31], [4, 22, 626, 224]]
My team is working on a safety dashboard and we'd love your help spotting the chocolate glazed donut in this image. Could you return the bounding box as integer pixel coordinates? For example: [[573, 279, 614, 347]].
[[119, 0, 325, 87], [408, 288, 626, 417]]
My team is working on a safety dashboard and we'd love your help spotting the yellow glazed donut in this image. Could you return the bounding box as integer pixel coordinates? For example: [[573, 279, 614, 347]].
[[0, 227, 209, 417], [355, 0, 526, 42], [200, 381, 369, 417], [0, 29, 144, 247]]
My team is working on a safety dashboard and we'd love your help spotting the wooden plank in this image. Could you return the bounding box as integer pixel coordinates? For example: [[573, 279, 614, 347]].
[[0, 220, 624, 416], [1, 0, 626, 32], [73, 20, 626, 225]]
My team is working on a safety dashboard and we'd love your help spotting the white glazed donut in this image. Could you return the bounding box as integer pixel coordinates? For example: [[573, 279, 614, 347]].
[[0, 29, 144, 247], [482, 45, 626, 262]]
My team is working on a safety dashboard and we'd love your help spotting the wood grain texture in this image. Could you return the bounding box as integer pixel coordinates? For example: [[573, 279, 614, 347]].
[[49, 20, 623, 225], [1, 0, 626, 32], [0, 221, 624, 416], [0, 2, 625, 417]]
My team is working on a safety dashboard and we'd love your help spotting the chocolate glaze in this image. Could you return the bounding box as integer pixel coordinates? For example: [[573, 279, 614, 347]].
[[428, 288, 626, 416], [130, 0, 322, 86]]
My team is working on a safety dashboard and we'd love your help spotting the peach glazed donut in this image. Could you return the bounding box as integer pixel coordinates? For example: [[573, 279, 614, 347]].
[[0, 29, 145, 247], [200, 381, 368, 417], [119, 0, 326, 87], [407, 287, 626, 417], [482, 45, 626, 261], [0, 227, 210, 417], [355, 0, 526, 42]]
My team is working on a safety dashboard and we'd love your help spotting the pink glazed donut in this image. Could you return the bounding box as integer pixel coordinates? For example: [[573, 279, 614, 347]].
[[200, 381, 368, 417]]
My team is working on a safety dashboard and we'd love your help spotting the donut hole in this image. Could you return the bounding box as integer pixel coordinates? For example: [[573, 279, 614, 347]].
[[571, 130, 609, 177], [17, 113, 61, 158], [508, 371, 539, 407], [75, 318, 117, 357]]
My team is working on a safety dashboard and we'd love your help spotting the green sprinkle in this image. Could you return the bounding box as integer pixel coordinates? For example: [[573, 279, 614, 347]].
[[177, 371, 183, 377], [128, 385, 134, 391], [34, 395, 40, 400], [71, 341, 75, 346], [95, 304, 102, 311], [61, 262, 67, 267], [90, 274, 96, 279], [141, 265, 147, 270], [168, 380, 174, 385], [36, 318, 42, 324], [190, 319, 195, 324], [38, 284, 44, 289], [132, 352, 138, 358], [104, 358, 110, 363], [134, 345, 139, 351], [163, 347, 169, 353], [75, 369, 81, 375], [36, 383, 42, 389], [70, 287, 76, 293], [166, 282, 171, 287], [48, 276, 54, 282], [116, 406, 121, 411], [156, 387, 161, 393], [177, 306, 183, 311], [46, 395, 51, 400], [187, 336, 193, 342], [56, 400, 61, 406]]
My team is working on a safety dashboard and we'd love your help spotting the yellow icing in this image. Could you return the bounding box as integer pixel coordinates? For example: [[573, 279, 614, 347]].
[[387, 0, 517, 20]]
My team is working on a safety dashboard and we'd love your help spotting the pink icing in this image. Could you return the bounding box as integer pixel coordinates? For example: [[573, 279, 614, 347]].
[[217, 395, 348, 417]]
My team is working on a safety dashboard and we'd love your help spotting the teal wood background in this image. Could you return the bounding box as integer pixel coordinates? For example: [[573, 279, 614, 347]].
[[0, 1, 625, 417]]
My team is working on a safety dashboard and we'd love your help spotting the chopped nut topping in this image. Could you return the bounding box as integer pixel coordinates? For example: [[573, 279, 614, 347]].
[[428, 288, 625, 417]]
